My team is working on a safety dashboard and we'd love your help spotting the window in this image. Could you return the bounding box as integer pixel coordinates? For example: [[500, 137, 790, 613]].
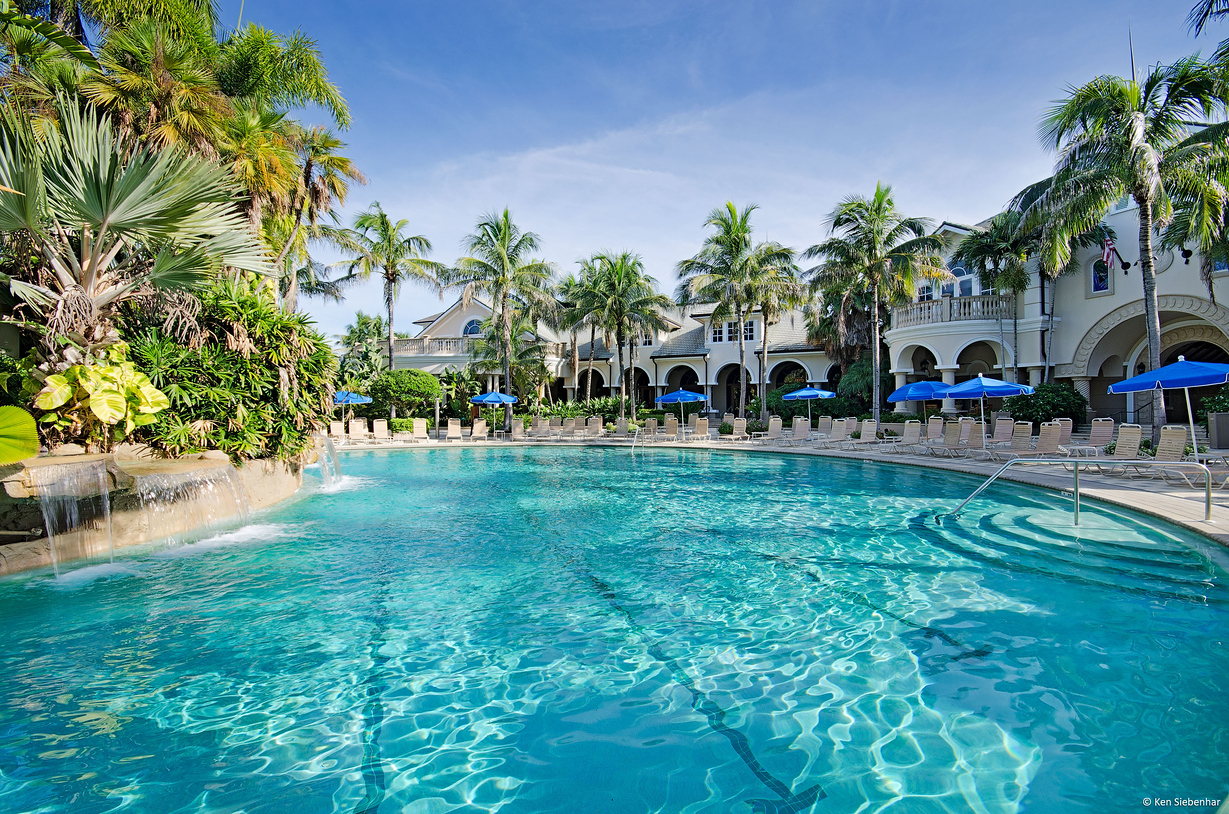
[[1214, 257, 1229, 278], [942, 263, 975, 298], [917, 285, 934, 302], [711, 322, 723, 342], [727, 322, 738, 341], [642, 332, 654, 346], [462, 319, 482, 336], [744, 321, 755, 341], [1091, 259, 1110, 294]]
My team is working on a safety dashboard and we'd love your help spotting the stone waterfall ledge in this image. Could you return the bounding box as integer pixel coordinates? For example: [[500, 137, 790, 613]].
[[0, 455, 303, 577]]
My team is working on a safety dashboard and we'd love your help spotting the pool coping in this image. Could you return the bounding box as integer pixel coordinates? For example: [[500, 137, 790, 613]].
[[332, 439, 1229, 548]]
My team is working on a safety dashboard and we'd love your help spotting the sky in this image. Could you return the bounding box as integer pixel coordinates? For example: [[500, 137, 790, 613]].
[[214, 0, 1204, 342]]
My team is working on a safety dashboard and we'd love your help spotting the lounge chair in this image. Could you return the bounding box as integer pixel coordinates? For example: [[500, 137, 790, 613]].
[[841, 419, 879, 450], [814, 419, 849, 449], [922, 416, 944, 444], [510, 420, 526, 441], [812, 416, 834, 439], [986, 421, 1034, 461], [586, 416, 605, 438], [469, 418, 488, 441], [444, 418, 463, 443], [925, 421, 971, 458], [1056, 418, 1073, 447], [329, 420, 346, 445], [1136, 425, 1190, 479], [1064, 417, 1115, 457], [1093, 424, 1144, 475], [752, 416, 783, 445], [371, 419, 391, 443], [721, 417, 748, 442], [722, 413, 735, 428], [642, 418, 658, 441], [958, 417, 975, 444], [878, 420, 922, 453], [994, 421, 1065, 461], [785, 416, 809, 446], [557, 417, 577, 441], [610, 418, 630, 440], [348, 418, 372, 444], [661, 416, 679, 441], [411, 418, 429, 443], [984, 417, 1015, 449]]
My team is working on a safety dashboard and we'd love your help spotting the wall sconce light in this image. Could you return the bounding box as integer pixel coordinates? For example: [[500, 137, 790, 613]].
[[1182, 248, 1194, 265]]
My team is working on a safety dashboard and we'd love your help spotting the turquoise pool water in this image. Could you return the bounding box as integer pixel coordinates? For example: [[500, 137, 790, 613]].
[[0, 447, 1226, 813]]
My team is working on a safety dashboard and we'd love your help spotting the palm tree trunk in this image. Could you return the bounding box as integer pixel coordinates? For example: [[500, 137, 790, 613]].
[[1138, 197, 1165, 445], [570, 333, 579, 403], [871, 285, 881, 425], [284, 257, 299, 314], [760, 309, 770, 423], [1012, 294, 1020, 382], [384, 271, 396, 419], [737, 311, 748, 418], [615, 326, 627, 420], [584, 324, 596, 401], [1043, 274, 1057, 385], [501, 293, 514, 430]]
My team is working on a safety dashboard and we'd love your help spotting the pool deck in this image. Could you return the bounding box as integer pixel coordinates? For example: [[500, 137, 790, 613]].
[[333, 436, 1229, 547]]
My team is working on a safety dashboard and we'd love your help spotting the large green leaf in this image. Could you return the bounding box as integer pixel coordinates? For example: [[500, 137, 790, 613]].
[[87, 389, 126, 424], [34, 373, 73, 409], [0, 405, 39, 464], [0, 12, 100, 71]]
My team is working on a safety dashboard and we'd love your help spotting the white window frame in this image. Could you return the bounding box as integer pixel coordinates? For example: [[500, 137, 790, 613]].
[[1087, 257, 1113, 298], [743, 320, 755, 341], [711, 322, 723, 343], [462, 319, 482, 336]]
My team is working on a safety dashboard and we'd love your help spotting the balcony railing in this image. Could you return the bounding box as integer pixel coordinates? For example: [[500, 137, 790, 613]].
[[891, 294, 1011, 329], [392, 337, 569, 357]]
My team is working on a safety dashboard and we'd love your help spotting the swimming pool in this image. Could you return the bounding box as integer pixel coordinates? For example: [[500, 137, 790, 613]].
[[0, 446, 1225, 812]]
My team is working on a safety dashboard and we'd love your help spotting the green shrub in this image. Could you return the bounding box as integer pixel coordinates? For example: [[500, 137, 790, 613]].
[[1003, 383, 1088, 430], [125, 279, 337, 462], [746, 419, 767, 434], [0, 353, 21, 407], [389, 418, 414, 433], [369, 369, 441, 418], [1200, 384, 1229, 425], [718, 421, 733, 435]]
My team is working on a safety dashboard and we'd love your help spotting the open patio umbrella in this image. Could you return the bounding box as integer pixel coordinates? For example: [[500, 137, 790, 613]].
[[782, 386, 836, 424], [1107, 355, 1229, 462], [887, 380, 952, 418], [656, 388, 708, 423], [471, 391, 518, 433], [334, 391, 372, 404], [946, 374, 1035, 448]]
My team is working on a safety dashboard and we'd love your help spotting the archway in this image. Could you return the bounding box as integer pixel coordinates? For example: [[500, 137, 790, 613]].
[[576, 368, 605, 401], [908, 346, 940, 380], [955, 341, 1001, 382], [715, 364, 755, 416], [631, 368, 653, 411], [1161, 340, 1229, 423], [769, 361, 808, 391], [664, 365, 702, 394]]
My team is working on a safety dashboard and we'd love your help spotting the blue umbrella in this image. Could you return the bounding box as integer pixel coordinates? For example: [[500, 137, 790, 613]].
[[946, 374, 1035, 448], [656, 388, 707, 422], [887, 380, 952, 402], [782, 386, 835, 424], [334, 391, 372, 405], [470, 391, 518, 433], [1107, 355, 1229, 460]]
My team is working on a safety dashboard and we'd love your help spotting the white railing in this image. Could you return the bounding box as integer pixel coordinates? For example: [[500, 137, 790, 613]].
[[892, 295, 1012, 329], [392, 338, 570, 357]]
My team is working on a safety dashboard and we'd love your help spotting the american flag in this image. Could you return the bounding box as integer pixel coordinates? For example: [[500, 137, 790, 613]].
[[1102, 238, 1115, 267]]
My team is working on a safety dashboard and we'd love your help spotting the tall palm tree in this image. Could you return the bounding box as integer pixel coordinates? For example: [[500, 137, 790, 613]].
[[336, 203, 445, 399], [749, 256, 802, 422], [951, 211, 1032, 381], [448, 209, 554, 429], [591, 252, 670, 420], [569, 256, 606, 401], [217, 102, 298, 234], [272, 127, 365, 268], [678, 202, 797, 418], [1022, 56, 1229, 442], [803, 183, 949, 424]]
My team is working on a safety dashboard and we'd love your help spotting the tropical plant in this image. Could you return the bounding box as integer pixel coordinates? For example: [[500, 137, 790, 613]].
[[1189, 0, 1229, 34], [563, 256, 607, 401], [951, 210, 1032, 380], [0, 404, 38, 463], [335, 202, 444, 394], [25, 342, 169, 449], [1021, 55, 1229, 443], [677, 202, 795, 418], [0, 99, 268, 367], [368, 368, 441, 418], [590, 251, 670, 419], [0, 1, 98, 69], [336, 311, 387, 391], [125, 278, 336, 462], [470, 313, 548, 409], [439, 364, 481, 417], [803, 183, 949, 423], [448, 208, 555, 429], [217, 101, 297, 233], [1002, 383, 1088, 430]]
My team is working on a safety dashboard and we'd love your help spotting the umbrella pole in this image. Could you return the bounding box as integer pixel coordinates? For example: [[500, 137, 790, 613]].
[[1185, 386, 1199, 464], [980, 396, 986, 449]]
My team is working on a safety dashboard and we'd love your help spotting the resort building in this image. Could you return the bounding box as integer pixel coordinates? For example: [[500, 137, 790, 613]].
[[887, 200, 1229, 422]]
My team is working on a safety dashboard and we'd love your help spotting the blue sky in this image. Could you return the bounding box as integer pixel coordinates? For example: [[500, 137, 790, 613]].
[[216, 0, 1202, 341]]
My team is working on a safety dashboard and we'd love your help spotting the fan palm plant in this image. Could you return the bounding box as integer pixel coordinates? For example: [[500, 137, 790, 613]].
[[803, 183, 949, 424], [0, 100, 268, 367], [591, 251, 669, 419], [448, 209, 554, 429], [335, 202, 445, 392], [1020, 56, 1229, 442], [678, 202, 797, 418]]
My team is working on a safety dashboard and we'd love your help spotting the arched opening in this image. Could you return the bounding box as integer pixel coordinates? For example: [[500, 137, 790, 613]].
[[909, 346, 940, 380], [1162, 340, 1229, 422], [664, 365, 702, 394], [770, 361, 808, 391], [715, 364, 755, 416], [631, 368, 652, 409], [955, 341, 1001, 382], [824, 364, 842, 391], [576, 369, 605, 401]]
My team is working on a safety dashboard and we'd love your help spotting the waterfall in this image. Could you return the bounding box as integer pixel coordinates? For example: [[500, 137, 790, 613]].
[[135, 464, 251, 546], [29, 461, 114, 578], [318, 434, 341, 488]]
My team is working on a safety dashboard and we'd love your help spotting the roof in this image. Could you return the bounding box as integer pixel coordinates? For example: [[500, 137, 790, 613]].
[[412, 297, 492, 337], [651, 326, 708, 358], [577, 339, 614, 361], [413, 311, 443, 326], [753, 313, 821, 354]]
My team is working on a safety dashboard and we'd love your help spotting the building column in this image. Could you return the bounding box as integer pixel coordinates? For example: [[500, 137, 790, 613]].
[[893, 372, 909, 414], [1027, 367, 1043, 388], [938, 367, 958, 414]]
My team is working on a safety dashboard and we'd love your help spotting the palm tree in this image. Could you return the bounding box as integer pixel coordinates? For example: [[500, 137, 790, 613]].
[[0, 100, 268, 365], [335, 203, 445, 394], [449, 209, 555, 429], [749, 256, 802, 422], [1189, 0, 1229, 34], [1022, 56, 1229, 442], [471, 314, 548, 411], [591, 251, 670, 420], [567, 256, 607, 401], [217, 102, 298, 235], [678, 202, 797, 418], [803, 183, 949, 424], [951, 211, 1032, 381]]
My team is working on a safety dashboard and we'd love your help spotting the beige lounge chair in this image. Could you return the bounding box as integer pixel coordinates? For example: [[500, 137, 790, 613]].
[[510, 420, 526, 441], [371, 419, 391, 443], [878, 420, 922, 453], [752, 416, 783, 445], [610, 418, 630, 440], [1093, 424, 1144, 475], [691, 417, 710, 441], [984, 417, 1015, 449], [1136, 425, 1190, 479], [348, 418, 372, 444], [786, 416, 810, 446], [995, 421, 1065, 461], [586, 416, 605, 438], [814, 416, 834, 437], [410, 418, 429, 443], [1056, 418, 1073, 446], [329, 420, 346, 444], [1065, 417, 1115, 456], [444, 418, 463, 442], [925, 421, 971, 458], [922, 416, 944, 443], [661, 416, 679, 441], [841, 419, 879, 450], [558, 417, 577, 441], [642, 418, 658, 441], [814, 419, 850, 449], [958, 417, 975, 444], [469, 418, 488, 441], [987, 422, 1034, 461], [722, 417, 748, 442], [722, 413, 735, 428]]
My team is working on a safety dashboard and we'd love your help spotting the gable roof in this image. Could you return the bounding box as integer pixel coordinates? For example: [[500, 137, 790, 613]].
[[412, 297, 492, 336], [651, 326, 708, 358]]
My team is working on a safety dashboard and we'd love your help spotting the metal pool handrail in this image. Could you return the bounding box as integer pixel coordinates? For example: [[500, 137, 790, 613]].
[[945, 459, 1214, 525]]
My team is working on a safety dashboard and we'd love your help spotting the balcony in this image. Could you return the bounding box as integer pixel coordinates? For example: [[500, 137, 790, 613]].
[[392, 337, 569, 357], [891, 294, 1011, 329]]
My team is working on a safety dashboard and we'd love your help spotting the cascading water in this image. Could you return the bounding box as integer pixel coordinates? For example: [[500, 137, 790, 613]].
[[29, 461, 114, 578], [317, 434, 342, 489], [135, 464, 251, 546]]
